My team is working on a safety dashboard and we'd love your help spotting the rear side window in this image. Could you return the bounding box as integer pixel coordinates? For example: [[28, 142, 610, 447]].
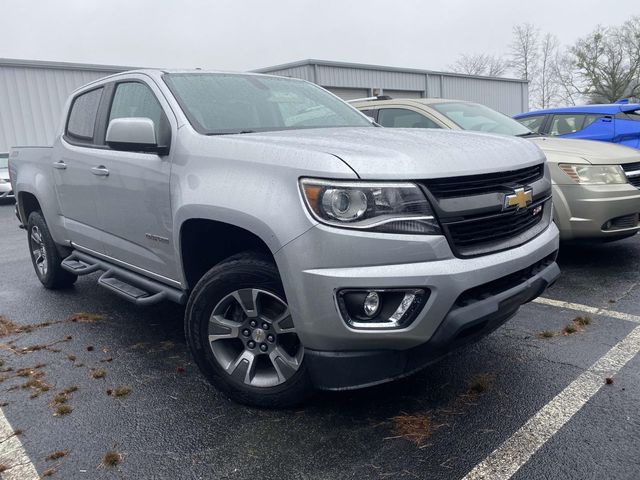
[[517, 115, 545, 133], [378, 108, 441, 129], [108, 82, 165, 134], [549, 114, 585, 135], [359, 109, 378, 121], [66, 88, 103, 142]]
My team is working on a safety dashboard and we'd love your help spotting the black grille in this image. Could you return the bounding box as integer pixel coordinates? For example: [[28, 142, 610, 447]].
[[623, 162, 640, 188], [445, 201, 546, 248], [424, 164, 544, 198], [455, 252, 557, 308]]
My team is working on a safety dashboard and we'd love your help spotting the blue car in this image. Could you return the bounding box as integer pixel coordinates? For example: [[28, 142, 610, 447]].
[[514, 103, 640, 149]]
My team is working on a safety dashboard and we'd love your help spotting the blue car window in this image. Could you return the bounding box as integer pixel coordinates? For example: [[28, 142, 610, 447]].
[[518, 115, 545, 133], [583, 114, 604, 129], [550, 114, 585, 135]]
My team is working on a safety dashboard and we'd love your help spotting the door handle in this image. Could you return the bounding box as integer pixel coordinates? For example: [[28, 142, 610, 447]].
[[91, 166, 110, 177], [52, 161, 67, 170]]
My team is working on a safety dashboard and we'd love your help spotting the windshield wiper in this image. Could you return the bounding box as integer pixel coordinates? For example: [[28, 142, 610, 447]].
[[205, 130, 257, 136], [515, 132, 543, 138]]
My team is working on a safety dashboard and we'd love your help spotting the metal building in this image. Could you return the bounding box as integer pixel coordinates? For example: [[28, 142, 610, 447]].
[[0, 57, 529, 154], [254, 59, 529, 116], [0, 58, 133, 154]]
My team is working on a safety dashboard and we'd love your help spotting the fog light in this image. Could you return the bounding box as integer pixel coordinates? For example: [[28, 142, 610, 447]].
[[337, 288, 429, 329], [363, 291, 380, 317]]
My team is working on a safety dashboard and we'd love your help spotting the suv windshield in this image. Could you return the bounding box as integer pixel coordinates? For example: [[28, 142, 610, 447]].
[[431, 102, 533, 137], [163, 73, 372, 135]]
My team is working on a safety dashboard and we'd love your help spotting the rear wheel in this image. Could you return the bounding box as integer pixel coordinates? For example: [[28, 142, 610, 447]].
[[27, 211, 77, 289], [185, 251, 313, 407]]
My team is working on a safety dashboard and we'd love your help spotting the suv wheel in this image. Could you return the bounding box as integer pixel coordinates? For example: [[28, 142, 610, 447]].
[[185, 252, 313, 408], [27, 211, 77, 289]]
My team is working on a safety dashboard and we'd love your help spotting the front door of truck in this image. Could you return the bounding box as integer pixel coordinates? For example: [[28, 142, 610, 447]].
[[53, 86, 107, 253], [91, 78, 178, 282]]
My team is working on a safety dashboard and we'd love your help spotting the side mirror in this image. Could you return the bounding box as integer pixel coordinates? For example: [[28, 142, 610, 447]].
[[106, 117, 168, 155]]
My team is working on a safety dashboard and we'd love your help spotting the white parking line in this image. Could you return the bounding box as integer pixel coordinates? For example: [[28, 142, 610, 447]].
[[462, 313, 640, 480], [0, 408, 39, 480], [533, 297, 640, 324]]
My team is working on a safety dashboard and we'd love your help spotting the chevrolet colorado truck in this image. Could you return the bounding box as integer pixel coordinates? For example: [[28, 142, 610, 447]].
[[9, 70, 560, 407]]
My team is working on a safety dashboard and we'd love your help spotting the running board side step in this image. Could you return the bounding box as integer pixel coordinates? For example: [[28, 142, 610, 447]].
[[61, 251, 186, 306]]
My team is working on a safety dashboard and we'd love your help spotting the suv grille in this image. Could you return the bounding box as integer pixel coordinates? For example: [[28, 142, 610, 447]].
[[622, 162, 640, 188], [424, 164, 544, 198]]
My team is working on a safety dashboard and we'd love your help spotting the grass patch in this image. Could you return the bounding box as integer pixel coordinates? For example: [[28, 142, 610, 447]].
[[102, 450, 122, 467], [539, 330, 555, 338], [90, 368, 107, 379], [67, 354, 76, 362], [390, 412, 433, 446], [42, 467, 57, 477], [68, 312, 104, 323], [55, 404, 72, 416], [574, 315, 592, 326], [63, 385, 79, 394], [563, 323, 578, 335], [110, 386, 132, 398], [52, 393, 68, 405], [0, 316, 20, 336], [46, 450, 69, 461], [467, 374, 493, 395]]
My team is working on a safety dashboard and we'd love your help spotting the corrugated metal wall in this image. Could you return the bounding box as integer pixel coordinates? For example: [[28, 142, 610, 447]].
[[258, 60, 528, 116], [0, 61, 123, 153]]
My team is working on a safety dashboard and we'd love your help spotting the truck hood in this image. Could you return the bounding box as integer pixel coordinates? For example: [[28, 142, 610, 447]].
[[235, 127, 544, 179], [529, 137, 640, 165]]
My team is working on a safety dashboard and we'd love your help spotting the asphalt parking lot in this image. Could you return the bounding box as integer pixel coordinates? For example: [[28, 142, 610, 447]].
[[0, 202, 639, 480]]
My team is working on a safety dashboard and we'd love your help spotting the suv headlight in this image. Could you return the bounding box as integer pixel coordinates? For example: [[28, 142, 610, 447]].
[[300, 178, 440, 234], [559, 164, 628, 184]]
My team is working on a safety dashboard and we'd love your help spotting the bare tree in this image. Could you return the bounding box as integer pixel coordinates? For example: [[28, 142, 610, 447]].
[[536, 33, 560, 108], [450, 53, 509, 77], [571, 17, 640, 102], [552, 50, 581, 106], [510, 23, 539, 80]]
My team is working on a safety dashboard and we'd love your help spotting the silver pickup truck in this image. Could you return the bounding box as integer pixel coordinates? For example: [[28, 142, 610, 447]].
[[9, 70, 560, 407]]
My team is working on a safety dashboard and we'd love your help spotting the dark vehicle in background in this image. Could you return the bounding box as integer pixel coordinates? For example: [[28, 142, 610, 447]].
[[514, 103, 640, 149]]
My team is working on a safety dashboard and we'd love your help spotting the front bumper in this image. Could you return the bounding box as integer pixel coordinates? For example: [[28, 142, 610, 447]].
[[277, 223, 559, 351], [553, 183, 640, 240], [306, 259, 559, 390]]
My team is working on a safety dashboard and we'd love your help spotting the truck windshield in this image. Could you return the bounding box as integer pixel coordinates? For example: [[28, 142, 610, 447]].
[[431, 102, 533, 137], [0, 157, 8, 168], [163, 73, 372, 135]]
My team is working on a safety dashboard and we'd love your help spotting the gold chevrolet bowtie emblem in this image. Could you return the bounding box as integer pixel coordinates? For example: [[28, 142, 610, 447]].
[[504, 187, 533, 210]]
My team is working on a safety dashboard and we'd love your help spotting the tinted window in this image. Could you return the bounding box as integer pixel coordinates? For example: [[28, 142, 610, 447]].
[[517, 115, 546, 133], [360, 109, 377, 121], [549, 114, 585, 135], [430, 102, 531, 136], [377, 108, 441, 129], [583, 114, 604, 129], [163, 73, 372, 135], [67, 88, 103, 141], [109, 82, 165, 134]]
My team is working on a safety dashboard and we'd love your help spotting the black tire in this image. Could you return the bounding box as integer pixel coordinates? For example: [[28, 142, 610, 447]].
[[26, 211, 77, 289], [185, 251, 314, 408]]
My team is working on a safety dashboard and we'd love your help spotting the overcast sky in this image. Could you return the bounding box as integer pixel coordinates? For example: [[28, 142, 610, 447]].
[[2, 0, 638, 74]]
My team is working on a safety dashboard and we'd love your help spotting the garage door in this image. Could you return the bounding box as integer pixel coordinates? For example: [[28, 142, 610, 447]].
[[383, 90, 422, 99], [326, 87, 369, 101]]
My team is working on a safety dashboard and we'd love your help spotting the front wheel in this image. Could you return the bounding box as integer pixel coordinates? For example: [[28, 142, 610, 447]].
[[185, 252, 313, 408], [27, 211, 77, 289]]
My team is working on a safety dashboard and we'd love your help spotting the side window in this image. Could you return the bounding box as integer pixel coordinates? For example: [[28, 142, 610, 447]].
[[377, 108, 441, 129], [517, 115, 545, 133], [359, 109, 378, 121], [583, 114, 604, 129], [66, 88, 103, 142], [108, 82, 165, 136], [549, 114, 585, 135]]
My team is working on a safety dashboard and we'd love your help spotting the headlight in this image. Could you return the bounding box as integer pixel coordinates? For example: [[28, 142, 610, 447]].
[[300, 178, 440, 234], [558, 164, 628, 184]]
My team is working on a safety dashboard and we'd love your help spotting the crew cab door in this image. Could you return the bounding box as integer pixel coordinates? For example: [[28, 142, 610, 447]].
[[91, 77, 179, 281], [53, 86, 107, 253]]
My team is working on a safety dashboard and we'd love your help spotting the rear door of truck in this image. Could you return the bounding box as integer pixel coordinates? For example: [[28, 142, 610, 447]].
[[53, 86, 108, 253]]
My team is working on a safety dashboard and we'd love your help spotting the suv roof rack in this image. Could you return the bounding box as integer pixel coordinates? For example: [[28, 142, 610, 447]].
[[348, 95, 393, 103]]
